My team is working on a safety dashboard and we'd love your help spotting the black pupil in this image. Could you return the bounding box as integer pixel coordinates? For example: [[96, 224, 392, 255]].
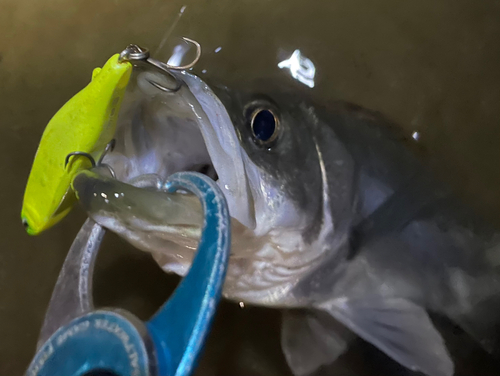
[[252, 110, 276, 142]]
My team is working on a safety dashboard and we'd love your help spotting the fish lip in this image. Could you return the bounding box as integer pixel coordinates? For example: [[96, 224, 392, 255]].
[[175, 71, 256, 230]]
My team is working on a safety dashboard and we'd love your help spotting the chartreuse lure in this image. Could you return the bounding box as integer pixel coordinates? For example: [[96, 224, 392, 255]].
[[21, 54, 132, 235], [21, 39, 201, 235]]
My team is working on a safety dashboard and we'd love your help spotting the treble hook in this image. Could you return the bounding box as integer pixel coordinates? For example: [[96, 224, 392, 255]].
[[119, 37, 202, 93], [65, 139, 116, 178]]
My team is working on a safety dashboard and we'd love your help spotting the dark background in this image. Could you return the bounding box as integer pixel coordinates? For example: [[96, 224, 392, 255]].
[[2, 0, 500, 374]]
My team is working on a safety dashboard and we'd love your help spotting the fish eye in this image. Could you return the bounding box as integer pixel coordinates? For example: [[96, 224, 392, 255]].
[[250, 108, 280, 145]]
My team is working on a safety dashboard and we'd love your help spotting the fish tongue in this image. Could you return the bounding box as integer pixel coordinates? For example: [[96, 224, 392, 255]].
[[71, 169, 204, 249]]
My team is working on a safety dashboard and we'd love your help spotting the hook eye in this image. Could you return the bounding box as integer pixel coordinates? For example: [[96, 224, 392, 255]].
[[119, 37, 202, 93]]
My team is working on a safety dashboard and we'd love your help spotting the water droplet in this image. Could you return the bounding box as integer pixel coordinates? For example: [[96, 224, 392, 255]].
[[412, 131, 420, 141], [214, 46, 222, 53], [239, 302, 245, 308], [101, 192, 107, 199]]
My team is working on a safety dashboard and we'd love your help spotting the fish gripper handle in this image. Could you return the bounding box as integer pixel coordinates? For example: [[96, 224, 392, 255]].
[[26, 172, 231, 376]]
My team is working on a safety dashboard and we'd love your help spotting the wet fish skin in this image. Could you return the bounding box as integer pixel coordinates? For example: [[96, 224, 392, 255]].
[[74, 72, 500, 376]]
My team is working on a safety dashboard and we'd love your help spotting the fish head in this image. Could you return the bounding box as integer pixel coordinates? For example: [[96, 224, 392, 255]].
[[77, 70, 356, 304], [214, 89, 327, 234]]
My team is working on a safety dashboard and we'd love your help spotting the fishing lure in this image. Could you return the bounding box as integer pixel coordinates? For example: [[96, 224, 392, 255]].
[[21, 54, 133, 235], [21, 39, 201, 235]]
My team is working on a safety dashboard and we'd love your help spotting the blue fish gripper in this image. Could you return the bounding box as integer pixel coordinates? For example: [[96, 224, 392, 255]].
[[26, 172, 231, 376]]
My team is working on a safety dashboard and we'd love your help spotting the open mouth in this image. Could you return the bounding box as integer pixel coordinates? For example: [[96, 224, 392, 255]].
[[69, 70, 251, 276], [102, 70, 256, 230]]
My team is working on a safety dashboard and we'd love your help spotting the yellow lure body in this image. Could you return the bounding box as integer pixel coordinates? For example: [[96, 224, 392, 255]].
[[22, 54, 132, 235]]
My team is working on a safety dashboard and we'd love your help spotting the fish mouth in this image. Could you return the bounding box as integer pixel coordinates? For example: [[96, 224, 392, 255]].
[[104, 70, 256, 231], [89, 70, 313, 303], [80, 69, 259, 277]]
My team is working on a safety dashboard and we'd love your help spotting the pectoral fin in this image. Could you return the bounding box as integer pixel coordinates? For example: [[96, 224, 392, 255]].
[[317, 297, 453, 376], [281, 309, 353, 376]]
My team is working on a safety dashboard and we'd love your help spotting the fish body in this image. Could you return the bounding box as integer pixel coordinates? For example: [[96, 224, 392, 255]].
[[69, 70, 500, 376], [21, 54, 132, 235]]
